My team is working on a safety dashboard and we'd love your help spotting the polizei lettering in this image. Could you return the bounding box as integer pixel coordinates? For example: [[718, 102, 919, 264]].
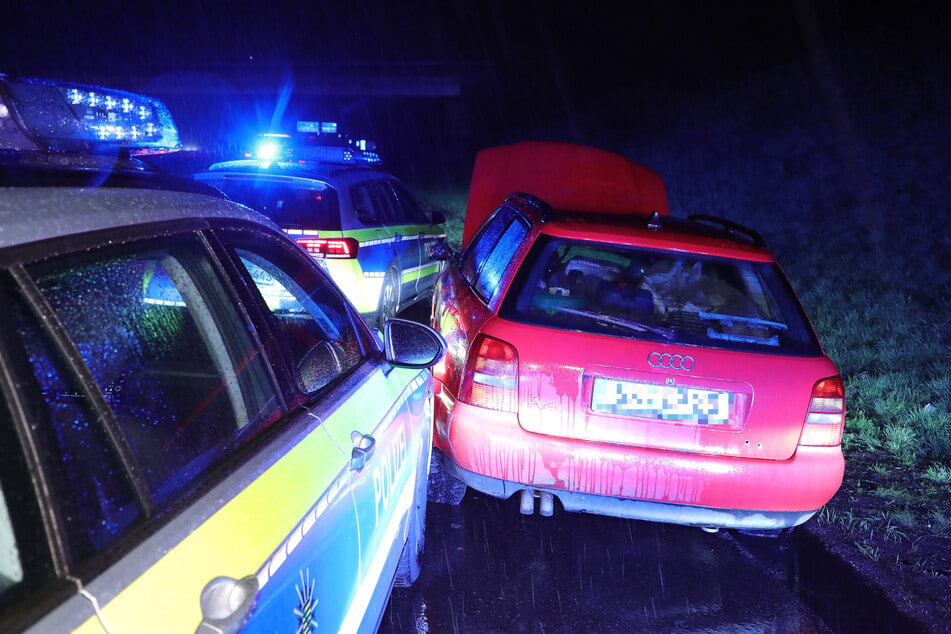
[[372, 423, 408, 526]]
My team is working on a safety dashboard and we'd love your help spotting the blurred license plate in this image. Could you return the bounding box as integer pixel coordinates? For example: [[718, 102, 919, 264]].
[[591, 378, 733, 425]]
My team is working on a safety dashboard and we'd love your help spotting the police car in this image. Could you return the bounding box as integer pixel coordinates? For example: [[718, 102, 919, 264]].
[[195, 126, 447, 327], [0, 74, 445, 633]]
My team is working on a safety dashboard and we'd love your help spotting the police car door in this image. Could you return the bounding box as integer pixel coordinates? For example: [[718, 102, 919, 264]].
[[0, 231, 361, 634], [386, 180, 444, 300], [367, 180, 422, 310], [225, 236, 432, 632]]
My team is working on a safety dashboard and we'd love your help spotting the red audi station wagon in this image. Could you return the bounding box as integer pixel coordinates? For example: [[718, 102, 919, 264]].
[[429, 142, 845, 533]]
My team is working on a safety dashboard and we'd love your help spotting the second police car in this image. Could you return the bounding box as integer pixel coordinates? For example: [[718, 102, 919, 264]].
[[195, 126, 448, 327], [0, 74, 444, 632]]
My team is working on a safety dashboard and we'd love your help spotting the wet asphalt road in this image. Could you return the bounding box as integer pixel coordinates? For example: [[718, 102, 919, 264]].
[[380, 490, 924, 634]]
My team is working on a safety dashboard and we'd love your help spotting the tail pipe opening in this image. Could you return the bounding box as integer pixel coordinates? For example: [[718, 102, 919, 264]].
[[519, 489, 555, 517]]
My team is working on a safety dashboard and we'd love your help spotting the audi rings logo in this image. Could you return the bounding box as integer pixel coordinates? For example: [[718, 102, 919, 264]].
[[647, 352, 695, 371]]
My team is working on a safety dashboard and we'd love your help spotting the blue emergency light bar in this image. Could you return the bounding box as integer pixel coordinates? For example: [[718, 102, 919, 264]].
[[0, 74, 180, 155], [248, 121, 381, 166]]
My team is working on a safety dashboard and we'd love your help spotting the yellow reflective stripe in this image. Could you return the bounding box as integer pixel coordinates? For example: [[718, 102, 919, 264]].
[[75, 412, 347, 633]]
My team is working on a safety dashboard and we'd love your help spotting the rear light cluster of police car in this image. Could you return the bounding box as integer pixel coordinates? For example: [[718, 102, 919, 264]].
[[296, 237, 359, 259]]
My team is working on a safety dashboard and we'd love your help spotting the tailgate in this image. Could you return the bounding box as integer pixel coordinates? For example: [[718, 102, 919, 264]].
[[492, 322, 837, 460]]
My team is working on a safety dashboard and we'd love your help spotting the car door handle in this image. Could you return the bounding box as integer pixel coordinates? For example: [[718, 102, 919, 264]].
[[197, 575, 258, 634], [350, 431, 376, 471]]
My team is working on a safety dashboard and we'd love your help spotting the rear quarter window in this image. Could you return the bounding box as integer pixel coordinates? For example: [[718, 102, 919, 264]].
[[461, 207, 530, 303]]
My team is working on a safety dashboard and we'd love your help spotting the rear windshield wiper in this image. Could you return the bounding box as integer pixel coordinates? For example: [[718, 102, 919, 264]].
[[697, 312, 788, 331], [557, 307, 675, 340]]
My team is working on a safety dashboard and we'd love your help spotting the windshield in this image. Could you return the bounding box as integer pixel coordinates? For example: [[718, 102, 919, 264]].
[[500, 234, 820, 355], [205, 178, 341, 231]]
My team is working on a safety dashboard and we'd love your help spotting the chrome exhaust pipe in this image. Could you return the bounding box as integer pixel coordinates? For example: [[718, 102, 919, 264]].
[[539, 491, 554, 517], [519, 489, 535, 515]]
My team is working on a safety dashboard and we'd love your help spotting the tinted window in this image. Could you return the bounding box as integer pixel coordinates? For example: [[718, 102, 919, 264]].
[[209, 178, 342, 230], [23, 235, 281, 511], [0, 383, 54, 609], [461, 206, 529, 302], [12, 293, 143, 558], [367, 180, 402, 225], [222, 230, 372, 393], [500, 235, 820, 354], [388, 181, 428, 224], [350, 183, 380, 225]]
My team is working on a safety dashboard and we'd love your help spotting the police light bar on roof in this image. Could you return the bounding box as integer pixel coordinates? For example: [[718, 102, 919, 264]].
[[0, 74, 180, 155], [249, 123, 382, 167]]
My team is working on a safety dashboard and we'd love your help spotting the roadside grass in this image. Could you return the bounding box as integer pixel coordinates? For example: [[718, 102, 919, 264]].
[[411, 183, 467, 249]]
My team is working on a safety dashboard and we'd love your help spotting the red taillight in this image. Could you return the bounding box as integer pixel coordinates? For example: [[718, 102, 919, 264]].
[[799, 375, 845, 446], [296, 237, 359, 259], [460, 335, 518, 412]]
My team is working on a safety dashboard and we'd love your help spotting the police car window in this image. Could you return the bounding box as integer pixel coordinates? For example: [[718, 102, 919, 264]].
[[231, 240, 369, 392], [350, 184, 380, 225], [388, 181, 428, 224], [368, 180, 404, 224], [210, 179, 342, 231], [11, 292, 142, 561], [0, 482, 22, 596], [23, 235, 281, 510], [0, 375, 55, 608]]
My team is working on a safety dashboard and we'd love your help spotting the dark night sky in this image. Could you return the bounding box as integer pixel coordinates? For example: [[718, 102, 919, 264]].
[[2, 1, 946, 178]]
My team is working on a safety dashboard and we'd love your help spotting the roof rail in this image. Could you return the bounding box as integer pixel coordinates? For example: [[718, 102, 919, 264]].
[[687, 214, 766, 248]]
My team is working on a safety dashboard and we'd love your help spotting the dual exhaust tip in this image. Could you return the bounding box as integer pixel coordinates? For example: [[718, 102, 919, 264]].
[[519, 489, 555, 516]]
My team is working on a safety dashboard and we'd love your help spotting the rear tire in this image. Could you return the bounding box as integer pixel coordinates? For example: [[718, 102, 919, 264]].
[[427, 452, 467, 505], [394, 462, 427, 587], [377, 268, 400, 328]]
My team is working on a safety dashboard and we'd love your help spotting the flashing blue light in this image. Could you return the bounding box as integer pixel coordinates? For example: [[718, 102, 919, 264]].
[[242, 123, 381, 167], [0, 75, 181, 154], [255, 140, 283, 161]]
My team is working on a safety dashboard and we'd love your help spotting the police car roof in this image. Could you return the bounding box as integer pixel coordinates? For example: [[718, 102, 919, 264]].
[[0, 186, 277, 249], [200, 159, 399, 187]]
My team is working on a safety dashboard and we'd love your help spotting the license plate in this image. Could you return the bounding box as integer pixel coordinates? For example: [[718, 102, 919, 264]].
[[591, 378, 733, 425]]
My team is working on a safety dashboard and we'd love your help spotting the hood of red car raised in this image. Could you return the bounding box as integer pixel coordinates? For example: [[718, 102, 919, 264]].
[[463, 141, 669, 246]]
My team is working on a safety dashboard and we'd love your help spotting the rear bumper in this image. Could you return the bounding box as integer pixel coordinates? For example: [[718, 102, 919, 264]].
[[434, 388, 844, 530], [438, 450, 816, 529]]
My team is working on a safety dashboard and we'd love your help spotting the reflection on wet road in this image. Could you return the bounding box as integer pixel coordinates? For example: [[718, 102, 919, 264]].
[[382, 491, 831, 633]]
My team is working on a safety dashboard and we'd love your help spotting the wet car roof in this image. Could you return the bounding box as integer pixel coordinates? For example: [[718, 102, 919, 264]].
[[533, 209, 775, 261], [0, 186, 276, 249], [202, 159, 397, 187]]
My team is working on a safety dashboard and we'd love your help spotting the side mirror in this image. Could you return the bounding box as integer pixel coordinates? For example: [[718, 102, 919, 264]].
[[429, 210, 447, 226], [296, 340, 344, 393], [383, 318, 446, 369], [428, 242, 457, 262]]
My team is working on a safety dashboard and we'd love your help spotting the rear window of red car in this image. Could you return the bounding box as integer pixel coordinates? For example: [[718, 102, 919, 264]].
[[499, 234, 821, 355]]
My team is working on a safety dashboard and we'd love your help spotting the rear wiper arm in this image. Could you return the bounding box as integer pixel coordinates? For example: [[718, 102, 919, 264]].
[[558, 307, 675, 340], [697, 311, 788, 331]]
